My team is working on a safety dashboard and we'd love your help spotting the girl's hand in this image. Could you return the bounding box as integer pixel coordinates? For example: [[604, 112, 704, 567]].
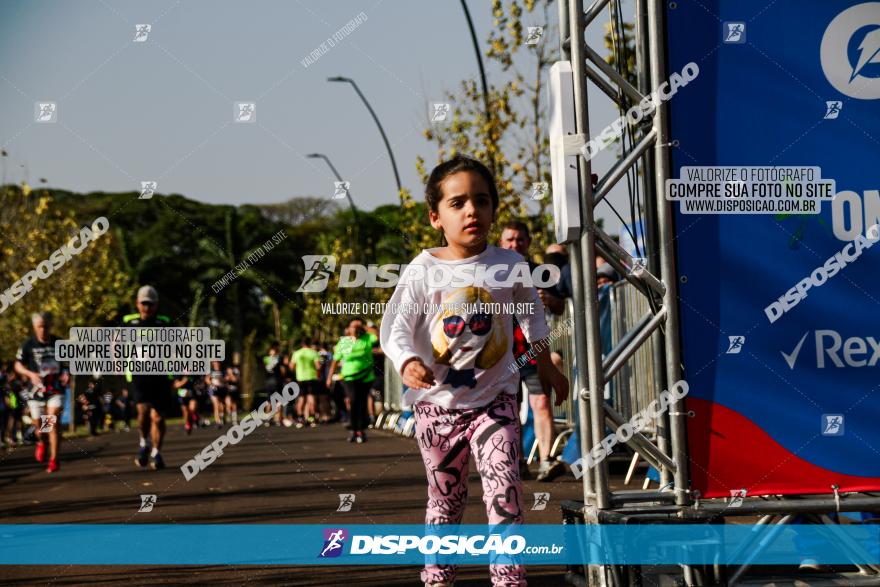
[[538, 362, 569, 407], [401, 358, 435, 390]]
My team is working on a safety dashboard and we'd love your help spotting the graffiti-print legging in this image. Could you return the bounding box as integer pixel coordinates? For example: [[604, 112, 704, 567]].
[[414, 392, 526, 586]]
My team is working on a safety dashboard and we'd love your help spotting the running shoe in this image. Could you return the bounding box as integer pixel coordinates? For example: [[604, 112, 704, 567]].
[[35, 441, 46, 463], [185, 423, 192, 435], [355, 431, 367, 444], [347, 432, 358, 443], [151, 452, 165, 470], [536, 458, 565, 482], [135, 446, 149, 468], [46, 458, 59, 473]]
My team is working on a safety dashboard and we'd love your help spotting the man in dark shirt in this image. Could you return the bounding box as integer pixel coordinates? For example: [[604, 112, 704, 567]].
[[122, 286, 173, 470], [262, 342, 288, 426], [15, 311, 68, 473]]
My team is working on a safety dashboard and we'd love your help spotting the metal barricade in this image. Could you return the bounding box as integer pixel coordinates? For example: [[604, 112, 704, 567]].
[[378, 356, 404, 431], [607, 280, 657, 429], [383, 357, 403, 412], [546, 299, 577, 428]]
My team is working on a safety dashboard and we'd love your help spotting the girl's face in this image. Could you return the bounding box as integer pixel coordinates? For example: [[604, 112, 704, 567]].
[[429, 171, 494, 251], [442, 309, 492, 369]]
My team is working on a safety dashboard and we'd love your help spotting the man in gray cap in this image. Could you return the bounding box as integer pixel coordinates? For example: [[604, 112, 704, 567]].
[[121, 285, 173, 470]]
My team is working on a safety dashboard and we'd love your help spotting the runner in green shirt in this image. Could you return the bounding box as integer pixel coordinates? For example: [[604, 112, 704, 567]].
[[292, 340, 321, 427], [325, 319, 381, 443]]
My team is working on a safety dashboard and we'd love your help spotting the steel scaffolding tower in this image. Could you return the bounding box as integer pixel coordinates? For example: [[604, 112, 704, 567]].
[[554, 1, 880, 585]]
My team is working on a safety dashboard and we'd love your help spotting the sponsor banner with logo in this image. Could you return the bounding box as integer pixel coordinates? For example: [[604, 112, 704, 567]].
[[0, 525, 878, 564], [666, 1, 880, 497]]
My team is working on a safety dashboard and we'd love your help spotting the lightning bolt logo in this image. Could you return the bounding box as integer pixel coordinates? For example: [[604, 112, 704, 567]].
[[851, 27, 880, 83], [820, 4, 880, 100]]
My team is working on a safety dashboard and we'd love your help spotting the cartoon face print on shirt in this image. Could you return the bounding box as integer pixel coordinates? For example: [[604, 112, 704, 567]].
[[431, 286, 508, 389]]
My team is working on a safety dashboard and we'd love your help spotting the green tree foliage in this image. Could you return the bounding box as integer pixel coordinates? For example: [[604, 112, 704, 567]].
[[1, 186, 416, 358]]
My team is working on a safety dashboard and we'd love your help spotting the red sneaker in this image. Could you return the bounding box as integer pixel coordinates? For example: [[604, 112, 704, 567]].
[[35, 442, 46, 463], [47, 458, 59, 473]]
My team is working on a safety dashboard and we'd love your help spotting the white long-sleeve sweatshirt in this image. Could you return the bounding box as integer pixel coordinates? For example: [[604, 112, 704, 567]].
[[379, 245, 551, 410]]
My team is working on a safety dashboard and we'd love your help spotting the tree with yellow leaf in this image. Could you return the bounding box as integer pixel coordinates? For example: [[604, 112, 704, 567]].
[[0, 185, 131, 359], [406, 0, 560, 258]]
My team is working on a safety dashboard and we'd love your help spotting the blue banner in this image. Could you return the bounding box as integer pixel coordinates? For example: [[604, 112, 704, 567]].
[[666, 1, 880, 497], [0, 524, 878, 565]]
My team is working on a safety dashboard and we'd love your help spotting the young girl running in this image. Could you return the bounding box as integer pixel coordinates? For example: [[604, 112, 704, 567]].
[[380, 155, 569, 587]]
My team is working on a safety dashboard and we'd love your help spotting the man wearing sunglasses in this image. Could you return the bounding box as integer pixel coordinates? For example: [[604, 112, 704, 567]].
[[122, 285, 173, 470]]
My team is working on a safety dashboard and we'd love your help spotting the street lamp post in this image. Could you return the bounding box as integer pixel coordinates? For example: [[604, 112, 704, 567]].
[[327, 76, 403, 197], [305, 153, 360, 223], [458, 0, 496, 178], [306, 152, 369, 297]]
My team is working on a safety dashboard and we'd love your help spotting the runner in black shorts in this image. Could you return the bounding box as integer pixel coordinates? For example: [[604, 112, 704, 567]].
[[174, 374, 197, 434], [122, 286, 174, 470], [206, 361, 228, 429], [15, 312, 68, 473], [224, 363, 241, 425]]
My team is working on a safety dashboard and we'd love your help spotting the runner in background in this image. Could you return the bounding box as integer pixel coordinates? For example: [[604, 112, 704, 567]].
[[365, 321, 384, 427], [280, 351, 297, 427], [311, 340, 331, 423], [15, 312, 68, 473], [291, 339, 321, 427], [224, 361, 241, 425], [205, 360, 228, 429], [113, 388, 132, 432], [499, 220, 566, 482], [101, 385, 114, 431], [122, 286, 173, 471], [174, 374, 198, 434], [262, 342, 287, 426], [3, 362, 24, 446], [80, 379, 103, 436], [326, 318, 379, 443], [192, 375, 208, 427], [318, 342, 341, 423]]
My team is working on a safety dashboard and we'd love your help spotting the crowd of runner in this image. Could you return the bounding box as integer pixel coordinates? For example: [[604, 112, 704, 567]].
[[2, 209, 618, 478], [0, 288, 389, 472]]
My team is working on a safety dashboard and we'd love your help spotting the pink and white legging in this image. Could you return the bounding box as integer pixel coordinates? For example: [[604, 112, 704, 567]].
[[413, 391, 526, 586]]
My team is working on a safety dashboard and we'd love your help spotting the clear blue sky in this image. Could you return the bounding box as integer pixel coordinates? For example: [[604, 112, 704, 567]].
[[0, 0, 633, 236]]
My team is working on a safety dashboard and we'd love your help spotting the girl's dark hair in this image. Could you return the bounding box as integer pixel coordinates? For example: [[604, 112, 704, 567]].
[[425, 155, 499, 213]]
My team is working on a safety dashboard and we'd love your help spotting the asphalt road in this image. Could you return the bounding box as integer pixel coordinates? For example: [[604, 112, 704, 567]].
[[0, 419, 592, 585]]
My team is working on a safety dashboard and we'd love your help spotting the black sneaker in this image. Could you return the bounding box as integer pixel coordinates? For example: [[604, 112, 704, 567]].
[[134, 447, 149, 468], [536, 458, 565, 482], [356, 431, 367, 444], [347, 433, 358, 443], [150, 452, 165, 470]]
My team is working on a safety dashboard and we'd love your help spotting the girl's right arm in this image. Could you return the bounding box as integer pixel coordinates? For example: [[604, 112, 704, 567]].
[[380, 262, 429, 380]]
